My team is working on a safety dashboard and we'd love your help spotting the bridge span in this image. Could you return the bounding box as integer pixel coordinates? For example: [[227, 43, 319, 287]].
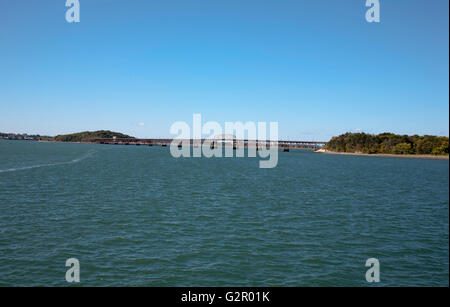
[[94, 138, 327, 150]]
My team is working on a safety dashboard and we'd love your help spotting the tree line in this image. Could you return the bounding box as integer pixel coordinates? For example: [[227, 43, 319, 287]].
[[51, 130, 134, 142], [325, 132, 449, 155]]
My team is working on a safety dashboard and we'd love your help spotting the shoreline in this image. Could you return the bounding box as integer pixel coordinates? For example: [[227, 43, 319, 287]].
[[315, 149, 449, 160], [4, 140, 449, 160]]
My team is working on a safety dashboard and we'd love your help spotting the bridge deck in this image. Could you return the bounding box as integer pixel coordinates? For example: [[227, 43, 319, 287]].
[[93, 138, 326, 149]]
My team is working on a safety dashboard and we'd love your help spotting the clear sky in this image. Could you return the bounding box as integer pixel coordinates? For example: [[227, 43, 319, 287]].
[[0, 0, 448, 140]]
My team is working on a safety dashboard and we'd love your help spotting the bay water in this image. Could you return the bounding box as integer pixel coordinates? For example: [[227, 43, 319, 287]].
[[0, 140, 448, 286]]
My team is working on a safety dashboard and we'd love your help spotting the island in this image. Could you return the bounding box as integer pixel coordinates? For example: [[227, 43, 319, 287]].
[[50, 130, 134, 143], [320, 132, 449, 158]]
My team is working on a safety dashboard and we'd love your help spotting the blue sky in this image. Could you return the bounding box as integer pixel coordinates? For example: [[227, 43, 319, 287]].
[[0, 0, 448, 140]]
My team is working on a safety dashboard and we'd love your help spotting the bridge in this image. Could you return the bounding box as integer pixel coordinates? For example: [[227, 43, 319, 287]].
[[93, 138, 327, 150]]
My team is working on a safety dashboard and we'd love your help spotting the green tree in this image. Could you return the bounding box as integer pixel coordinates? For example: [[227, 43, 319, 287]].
[[325, 132, 448, 156], [393, 142, 412, 154]]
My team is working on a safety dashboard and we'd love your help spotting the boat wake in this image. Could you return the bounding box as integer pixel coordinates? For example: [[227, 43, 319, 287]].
[[0, 150, 96, 173]]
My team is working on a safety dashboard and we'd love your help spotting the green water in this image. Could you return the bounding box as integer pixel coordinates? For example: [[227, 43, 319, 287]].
[[0, 140, 448, 286]]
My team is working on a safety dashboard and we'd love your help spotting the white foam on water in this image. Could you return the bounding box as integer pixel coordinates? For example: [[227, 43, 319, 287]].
[[0, 150, 96, 173]]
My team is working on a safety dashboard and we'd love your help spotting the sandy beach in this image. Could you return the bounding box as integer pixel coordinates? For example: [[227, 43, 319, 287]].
[[314, 149, 449, 160]]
